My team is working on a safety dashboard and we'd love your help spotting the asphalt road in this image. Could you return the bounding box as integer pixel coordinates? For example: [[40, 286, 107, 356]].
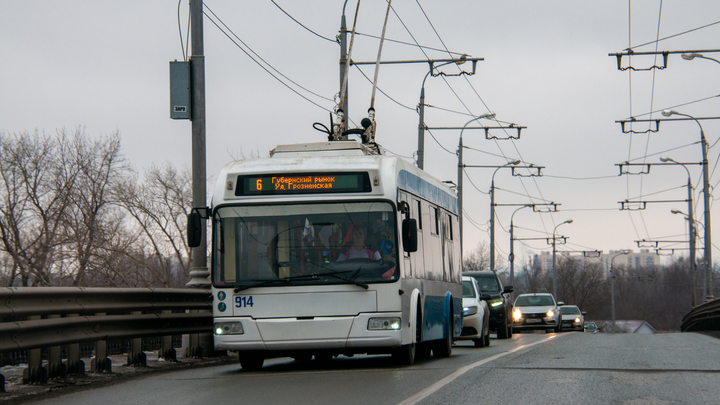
[[23, 332, 720, 405]]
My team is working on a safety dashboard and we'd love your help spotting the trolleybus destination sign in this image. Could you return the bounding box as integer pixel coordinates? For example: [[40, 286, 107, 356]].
[[235, 172, 372, 195]]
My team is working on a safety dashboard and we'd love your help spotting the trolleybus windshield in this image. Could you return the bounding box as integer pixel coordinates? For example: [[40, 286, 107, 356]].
[[212, 201, 398, 288]]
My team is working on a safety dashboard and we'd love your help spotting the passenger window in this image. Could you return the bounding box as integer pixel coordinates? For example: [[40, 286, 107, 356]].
[[430, 206, 439, 235], [415, 199, 422, 229], [446, 213, 453, 240]]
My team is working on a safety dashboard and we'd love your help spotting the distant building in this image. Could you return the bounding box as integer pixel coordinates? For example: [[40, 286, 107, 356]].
[[534, 249, 657, 274]]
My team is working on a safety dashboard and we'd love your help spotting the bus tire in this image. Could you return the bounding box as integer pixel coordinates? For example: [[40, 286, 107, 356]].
[[433, 310, 453, 358], [238, 352, 264, 371], [392, 343, 415, 365], [394, 302, 421, 365]]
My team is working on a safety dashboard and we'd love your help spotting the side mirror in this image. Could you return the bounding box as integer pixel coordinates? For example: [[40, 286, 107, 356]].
[[503, 285, 514, 294], [402, 218, 418, 252], [582, 311, 587, 316], [557, 301, 565, 306], [187, 211, 202, 248]]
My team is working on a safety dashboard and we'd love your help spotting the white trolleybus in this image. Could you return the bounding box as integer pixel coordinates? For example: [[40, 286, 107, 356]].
[[189, 140, 462, 370]]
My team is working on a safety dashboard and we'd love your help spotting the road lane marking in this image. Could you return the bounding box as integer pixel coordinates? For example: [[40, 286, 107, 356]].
[[399, 335, 563, 405]]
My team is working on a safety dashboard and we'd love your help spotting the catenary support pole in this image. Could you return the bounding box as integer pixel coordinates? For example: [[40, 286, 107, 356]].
[[188, 0, 209, 288]]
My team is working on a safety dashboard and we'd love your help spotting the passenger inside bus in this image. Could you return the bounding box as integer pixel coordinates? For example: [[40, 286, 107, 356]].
[[336, 224, 381, 261]]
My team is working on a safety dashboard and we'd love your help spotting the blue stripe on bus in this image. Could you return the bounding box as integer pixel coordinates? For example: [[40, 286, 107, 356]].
[[423, 293, 463, 341], [397, 170, 458, 214]]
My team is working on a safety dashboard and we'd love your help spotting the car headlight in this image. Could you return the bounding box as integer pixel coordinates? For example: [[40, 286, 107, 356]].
[[489, 299, 503, 308], [513, 309, 522, 320], [368, 317, 401, 330], [214, 322, 244, 335], [463, 306, 478, 316], [546, 309, 554, 318], [574, 318, 582, 324]]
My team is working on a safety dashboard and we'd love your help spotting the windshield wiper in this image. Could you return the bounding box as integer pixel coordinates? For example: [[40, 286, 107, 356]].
[[286, 271, 369, 290], [233, 271, 369, 292], [234, 278, 290, 293]]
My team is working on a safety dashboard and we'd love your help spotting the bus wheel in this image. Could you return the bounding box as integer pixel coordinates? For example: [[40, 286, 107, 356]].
[[392, 343, 415, 365], [238, 352, 264, 371]]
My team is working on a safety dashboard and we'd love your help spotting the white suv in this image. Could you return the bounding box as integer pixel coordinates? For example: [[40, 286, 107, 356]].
[[512, 293, 563, 333]]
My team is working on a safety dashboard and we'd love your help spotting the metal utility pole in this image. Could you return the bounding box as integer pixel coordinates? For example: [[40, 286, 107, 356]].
[[456, 113, 496, 262], [617, 114, 719, 301], [416, 58, 480, 169], [610, 250, 631, 333], [660, 111, 714, 301], [552, 219, 573, 299], [188, 0, 208, 288], [662, 156, 697, 307], [509, 205, 532, 289]]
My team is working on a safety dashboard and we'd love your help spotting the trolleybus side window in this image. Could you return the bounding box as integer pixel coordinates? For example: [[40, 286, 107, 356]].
[[446, 213, 453, 240], [415, 199, 422, 230], [430, 206, 439, 235]]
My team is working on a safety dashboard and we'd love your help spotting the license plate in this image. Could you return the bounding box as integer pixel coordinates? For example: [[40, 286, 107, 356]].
[[526, 319, 541, 324]]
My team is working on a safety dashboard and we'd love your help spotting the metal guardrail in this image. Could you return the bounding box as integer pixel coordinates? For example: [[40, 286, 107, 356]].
[[681, 298, 720, 332], [0, 287, 213, 389]]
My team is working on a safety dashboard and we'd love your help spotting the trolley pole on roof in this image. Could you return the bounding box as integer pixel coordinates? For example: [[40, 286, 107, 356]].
[[189, 0, 209, 288], [339, 4, 349, 133]]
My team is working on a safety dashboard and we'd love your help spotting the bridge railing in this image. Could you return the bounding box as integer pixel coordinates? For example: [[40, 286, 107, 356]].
[[681, 297, 720, 332], [0, 287, 213, 388]]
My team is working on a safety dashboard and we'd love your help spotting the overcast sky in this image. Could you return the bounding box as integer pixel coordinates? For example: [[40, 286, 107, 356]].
[[2, 1, 720, 266]]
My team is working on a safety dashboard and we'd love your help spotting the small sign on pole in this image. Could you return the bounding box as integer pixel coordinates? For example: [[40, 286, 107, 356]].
[[169, 61, 191, 120]]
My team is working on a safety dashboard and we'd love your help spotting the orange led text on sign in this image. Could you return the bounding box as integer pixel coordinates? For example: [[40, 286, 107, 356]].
[[270, 176, 336, 190]]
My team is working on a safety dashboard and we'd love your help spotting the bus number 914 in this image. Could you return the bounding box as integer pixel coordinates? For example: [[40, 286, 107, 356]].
[[235, 296, 254, 308]]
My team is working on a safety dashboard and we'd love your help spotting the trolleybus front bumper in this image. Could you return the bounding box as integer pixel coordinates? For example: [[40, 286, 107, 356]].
[[214, 312, 403, 352]]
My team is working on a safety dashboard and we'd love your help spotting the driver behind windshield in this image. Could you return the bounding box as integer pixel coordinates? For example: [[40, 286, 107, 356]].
[[337, 224, 381, 261]]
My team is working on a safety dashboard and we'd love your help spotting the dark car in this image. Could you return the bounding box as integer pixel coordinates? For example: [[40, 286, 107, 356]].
[[462, 271, 514, 339]]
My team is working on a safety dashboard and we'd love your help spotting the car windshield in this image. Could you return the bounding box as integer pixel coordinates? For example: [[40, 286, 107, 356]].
[[474, 275, 500, 292], [515, 295, 555, 307], [212, 202, 398, 288], [561, 306, 581, 315], [462, 280, 476, 298]]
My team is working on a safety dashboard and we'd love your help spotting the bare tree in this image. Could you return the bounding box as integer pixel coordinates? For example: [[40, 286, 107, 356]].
[[0, 130, 79, 286], [514, 258, 549, 294], [463, 241, 490, 272], [60, 129, 131, 286], [116, 163, 192, 287]]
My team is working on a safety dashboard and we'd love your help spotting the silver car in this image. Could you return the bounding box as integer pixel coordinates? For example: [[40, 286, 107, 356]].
[[459, 276, 491, 347], [512, 293, 563, 333], [560, 305, 586, 332]]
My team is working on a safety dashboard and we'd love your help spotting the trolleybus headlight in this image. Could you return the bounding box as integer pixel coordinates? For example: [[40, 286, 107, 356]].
[[463, 306, 478, 316], [368, 317, 401, 330], [214, 322, 244, 335]]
